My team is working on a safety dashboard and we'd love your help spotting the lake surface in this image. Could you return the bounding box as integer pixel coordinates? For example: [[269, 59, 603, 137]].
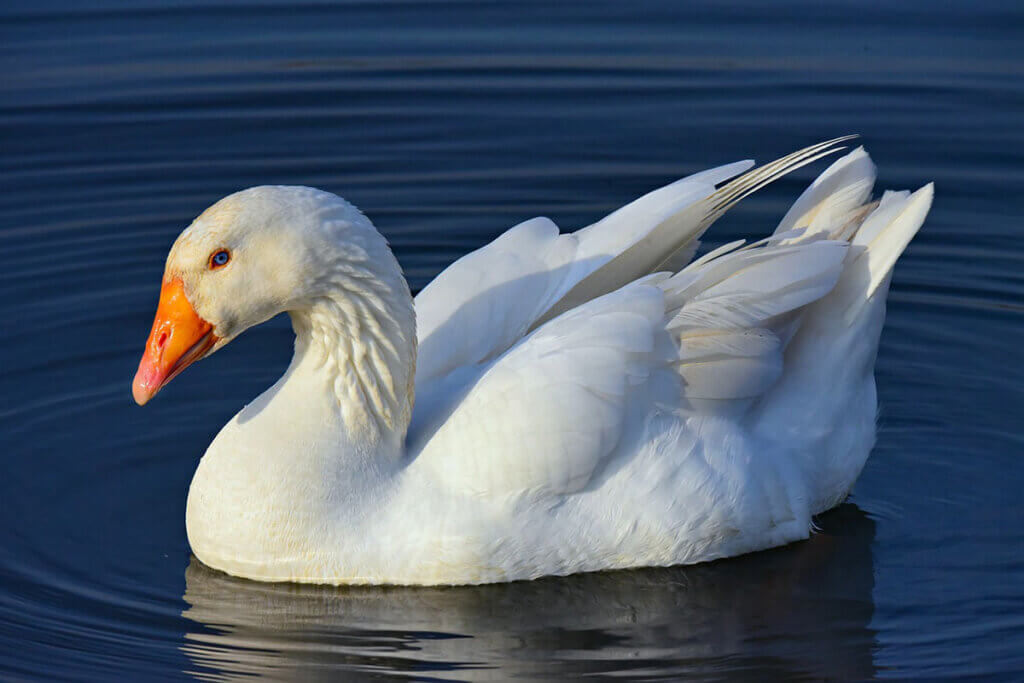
[[2, 1, 1023, 680]]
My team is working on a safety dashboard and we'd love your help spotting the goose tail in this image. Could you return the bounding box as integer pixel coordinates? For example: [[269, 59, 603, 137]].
[[781, 147, 934, 326], [752, 147, 934, 513]]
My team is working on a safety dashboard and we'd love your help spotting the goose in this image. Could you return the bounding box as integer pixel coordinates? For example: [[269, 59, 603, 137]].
[[132, 137, 933, 585]]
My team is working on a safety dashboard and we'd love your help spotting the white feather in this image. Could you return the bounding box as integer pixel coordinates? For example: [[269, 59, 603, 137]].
[[775, 145, 877, 235], [418, 284, 665, 496]]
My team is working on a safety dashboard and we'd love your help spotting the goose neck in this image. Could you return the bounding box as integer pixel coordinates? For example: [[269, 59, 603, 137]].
[[285, 261, 416, 449]]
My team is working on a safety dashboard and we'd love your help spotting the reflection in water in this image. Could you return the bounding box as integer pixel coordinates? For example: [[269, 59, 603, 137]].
[[182, 504, 875, 681]]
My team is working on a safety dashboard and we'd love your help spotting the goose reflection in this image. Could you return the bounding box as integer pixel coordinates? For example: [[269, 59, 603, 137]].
[[181, 503, 876, 681]]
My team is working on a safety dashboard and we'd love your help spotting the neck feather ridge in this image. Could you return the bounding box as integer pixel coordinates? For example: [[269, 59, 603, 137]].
[[289, 232, 416, 446]]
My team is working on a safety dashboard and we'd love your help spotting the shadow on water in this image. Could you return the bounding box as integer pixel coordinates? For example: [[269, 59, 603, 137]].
[[181, 503, 876, 681]]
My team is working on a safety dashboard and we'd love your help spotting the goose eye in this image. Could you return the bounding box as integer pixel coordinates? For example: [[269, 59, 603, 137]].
[[209, 249, 231, 269]]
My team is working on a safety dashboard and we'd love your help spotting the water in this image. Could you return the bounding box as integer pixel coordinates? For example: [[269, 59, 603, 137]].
[[2, 1, 1022, 679]]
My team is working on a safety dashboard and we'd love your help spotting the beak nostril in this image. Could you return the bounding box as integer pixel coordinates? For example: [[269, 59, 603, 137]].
[[135, 276, 214, 406]]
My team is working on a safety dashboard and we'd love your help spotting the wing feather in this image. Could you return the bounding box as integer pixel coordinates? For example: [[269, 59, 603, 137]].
[[413, 160, 755, 384], [530, 136, 857, 330], [415, 284, 666, 497], [661, 239, 849, 407]]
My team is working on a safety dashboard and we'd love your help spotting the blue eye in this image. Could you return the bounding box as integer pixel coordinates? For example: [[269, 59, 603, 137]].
[[210, 249, 231, 268]]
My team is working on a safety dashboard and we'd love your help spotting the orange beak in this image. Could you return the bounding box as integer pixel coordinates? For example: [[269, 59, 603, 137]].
[[132, 277, 218, 406]]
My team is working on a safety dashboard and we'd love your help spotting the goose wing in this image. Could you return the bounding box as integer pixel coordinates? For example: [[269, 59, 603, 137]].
[[409, 237, 851, 498], [411, 281, 670, 496], [412, 161, 749, 385], [413, 137, 855, 387]]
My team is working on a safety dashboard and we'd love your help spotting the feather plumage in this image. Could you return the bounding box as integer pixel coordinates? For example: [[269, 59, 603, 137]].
[[173, 142, 933, 585]]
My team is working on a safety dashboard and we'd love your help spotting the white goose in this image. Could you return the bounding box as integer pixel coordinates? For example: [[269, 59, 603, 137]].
[[133, 138, 932, 585]]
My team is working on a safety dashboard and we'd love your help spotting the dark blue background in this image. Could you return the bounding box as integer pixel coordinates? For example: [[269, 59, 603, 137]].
[[2, 1, 1022, 679]]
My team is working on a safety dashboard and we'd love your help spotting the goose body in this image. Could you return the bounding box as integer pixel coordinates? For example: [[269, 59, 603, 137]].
[[134, 139, 933, 585]]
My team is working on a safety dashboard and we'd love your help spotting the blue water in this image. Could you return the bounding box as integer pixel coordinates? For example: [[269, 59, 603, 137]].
[[2, 1, 1023, 680]]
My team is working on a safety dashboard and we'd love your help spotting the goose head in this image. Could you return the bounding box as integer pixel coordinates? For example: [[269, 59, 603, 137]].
[[132, 185, 407, 406]]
